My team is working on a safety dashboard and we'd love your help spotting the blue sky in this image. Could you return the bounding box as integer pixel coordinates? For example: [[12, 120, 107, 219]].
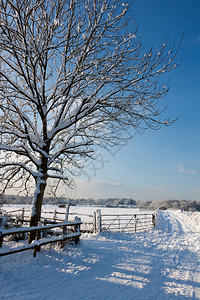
[[75, 0, 200, 202]]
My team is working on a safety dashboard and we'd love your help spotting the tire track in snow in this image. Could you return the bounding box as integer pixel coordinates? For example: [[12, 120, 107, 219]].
[[155, 210, 200, 299]]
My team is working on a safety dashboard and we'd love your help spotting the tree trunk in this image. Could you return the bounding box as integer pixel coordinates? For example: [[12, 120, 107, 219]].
[[28, 178, 47, 244]]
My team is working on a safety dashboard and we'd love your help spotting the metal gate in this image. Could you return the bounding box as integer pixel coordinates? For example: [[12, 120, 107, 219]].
[[100, 213, 155, 233]]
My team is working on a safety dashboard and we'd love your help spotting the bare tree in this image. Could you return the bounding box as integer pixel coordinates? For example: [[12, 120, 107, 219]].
[[0, 0, 181, 242]]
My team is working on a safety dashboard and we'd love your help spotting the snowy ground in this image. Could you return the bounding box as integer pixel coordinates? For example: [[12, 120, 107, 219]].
[[1, 210, 200, 299]]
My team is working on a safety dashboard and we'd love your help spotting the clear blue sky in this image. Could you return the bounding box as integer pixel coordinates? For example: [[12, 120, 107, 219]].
[[75, 0, 200, 202]]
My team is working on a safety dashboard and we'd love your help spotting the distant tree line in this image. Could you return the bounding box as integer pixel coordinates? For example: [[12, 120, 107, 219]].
[[2, 195, 136, 208], [136, 199, 200, 212], [1, 195, 200, 211]]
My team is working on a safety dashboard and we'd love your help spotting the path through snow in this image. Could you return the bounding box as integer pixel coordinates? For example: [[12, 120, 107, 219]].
[[1, 210, 200, 299]]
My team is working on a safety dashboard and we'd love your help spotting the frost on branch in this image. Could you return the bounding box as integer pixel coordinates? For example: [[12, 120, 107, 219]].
[[0, 0, 181, 235]]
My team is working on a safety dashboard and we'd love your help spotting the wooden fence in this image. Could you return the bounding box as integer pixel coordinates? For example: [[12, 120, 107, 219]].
[[0, 218, 82, 257], [1, 207, 95, 233], [1, 207, 156, 234]]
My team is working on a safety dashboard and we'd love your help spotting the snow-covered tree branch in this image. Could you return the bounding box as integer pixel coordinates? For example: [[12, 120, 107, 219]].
[[0, 0, 181, 242]]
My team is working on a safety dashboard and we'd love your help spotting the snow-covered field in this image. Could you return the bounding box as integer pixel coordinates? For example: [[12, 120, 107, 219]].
[[1, 204, 143, 217], [1, 209, 200, 299]]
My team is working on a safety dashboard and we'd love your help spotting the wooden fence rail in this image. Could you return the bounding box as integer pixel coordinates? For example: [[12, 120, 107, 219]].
[[1, 207, 95, 232], [1, 207, 156, 233], [0, 218, 82, 257]]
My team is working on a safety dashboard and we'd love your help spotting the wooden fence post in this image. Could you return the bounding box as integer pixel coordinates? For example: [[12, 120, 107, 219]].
[[65, 200, 70, 222], [93, 211, 97, 233], [134, 214, 137, 232], [96, 209, 101, 233], [21, 208, 25, 224], [33, 245, 40, 258], [74, 216, 81, 232], [152, 214, 155, 226], [53, 209, 57, 221], [43, 219, 48, 238], [63, 201, 70, 235], [74, 216, 81, 244]]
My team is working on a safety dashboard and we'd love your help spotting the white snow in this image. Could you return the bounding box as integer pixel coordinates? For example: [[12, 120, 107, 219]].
[[0, 209, 200, 299]]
